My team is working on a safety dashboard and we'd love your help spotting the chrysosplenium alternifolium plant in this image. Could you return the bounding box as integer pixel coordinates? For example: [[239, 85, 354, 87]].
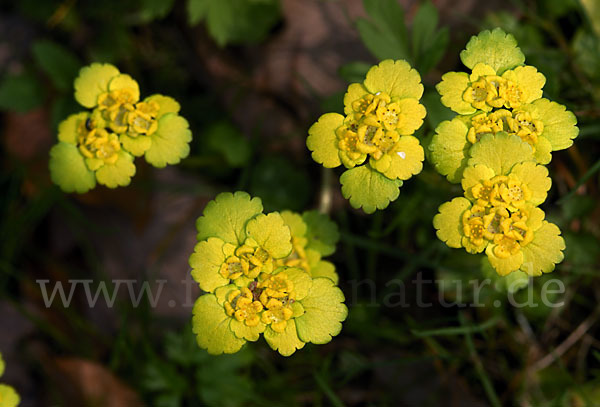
[[430, 28, 579, 182], [49, 63, 192, 193], [307, 60, 426, 213], [432, 29, 577, 277], [0, 353, 20, 407], [189, 192, 347, 356]]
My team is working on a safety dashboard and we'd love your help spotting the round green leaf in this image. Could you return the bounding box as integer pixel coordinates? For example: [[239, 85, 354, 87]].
[[196, 191, 263, 245], [144, 113, 192, 168], [295, 278, 347, 345], [460, 28, 525, 74], [49, 143, 96, 193], [340, 165, 402, 213], [189, 237, 229, 293], [263, 320, 305, 357], [245, 213, 292, 259], [302, 210, 339, 256], [95, 150, 136, 188], [192, 294, 246, 355]]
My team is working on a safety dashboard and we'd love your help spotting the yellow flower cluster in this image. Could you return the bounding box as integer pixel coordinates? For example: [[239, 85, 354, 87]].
[[432, 29, 573, 277]]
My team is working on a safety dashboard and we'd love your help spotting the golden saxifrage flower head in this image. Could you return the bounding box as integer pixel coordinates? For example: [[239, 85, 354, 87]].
[[429, 28, 578, 183], [49, 63, 193, 193], [276, 210, 340, 284], [189, 192, 347, 356], [307, 59, 426, 213], [434, 133, 565, 277], [0, 353, 20, 407]]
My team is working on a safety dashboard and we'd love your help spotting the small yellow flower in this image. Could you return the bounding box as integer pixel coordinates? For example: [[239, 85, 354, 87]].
[[190, 193, 348, 356], [434, 134, 565, 276], [49, 63, 192, 193], [307, 59, 426, 213]]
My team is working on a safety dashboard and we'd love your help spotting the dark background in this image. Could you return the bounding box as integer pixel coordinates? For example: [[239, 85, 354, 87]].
[[1, 0, 599, 405]]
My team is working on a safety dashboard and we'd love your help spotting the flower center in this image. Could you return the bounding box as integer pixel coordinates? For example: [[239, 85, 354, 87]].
[[224, 287, 263, 327], [467, 110, 543, 151], [462, 75, 523, 110], [463, 174, 535, 256], [127, 101, 160, 137], [258, 273, 296, 332], [339, 92, 404, 163], [220, 243, 273, 280], [98, 89, 136, 113], [78, 127, 120, 164]]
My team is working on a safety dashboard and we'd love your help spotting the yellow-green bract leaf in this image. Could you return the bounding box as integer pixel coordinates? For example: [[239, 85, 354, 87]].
[[192, 294, 246, 354], [433, 197, 470, 248], [108, 73, 140, 102], [467, 132, 534, 176], [144, 113, 192, 168], [340, 165, 402, 214], [307, 113, 343, 169], [481, 257, 529, 294], [245, 212, 292, 259], [311, 260, 339, 284], [520, 221, 565, 277], [196, 191, 263, 245], [295, 278, 347, 345], [395, 98, 426, 136], [534, 136, 553, 165], [0, 384, 20, 407], [215, 283, 237, 306], [436, 72, 475, 114], [145, 94, 181, 117], [502, 65, 545, 104], [49, 143, 96, 193], [363, 59, 423, 100], [461, 164, 495, 196], [371, 135, 424, 181], [95, 150, 136, 188], [58, 112, 88, 144], [460, 28, 525, 74], [263, 320, 305, 357], [429, 117, 471, 183], [120, 134, 152, 156], [230, 318, 265, 342], [509, 161, 552, 206], [280, 211, 307, 238], [278, 267, 312, 301], [74, 63, 120, 108], [485, 243, 524, 276], [343, 83, 369, 115], [0, 352, 4, 377], [190, 237, 229, 293], [519, 98, 579, 151], [302, 210, 339, 256]]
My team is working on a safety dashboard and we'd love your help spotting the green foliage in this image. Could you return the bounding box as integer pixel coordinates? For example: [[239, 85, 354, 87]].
[[187, 0, 281, 46], [31, 40, 81, 91], [2, 0, 600, 406], [141, 328, 255, 407], [0, 72, 45, 112], [356, 0, 448, 74], [137, 0, 176, 23], [249, 156, 310, 211], [205, 121, 252, 167]]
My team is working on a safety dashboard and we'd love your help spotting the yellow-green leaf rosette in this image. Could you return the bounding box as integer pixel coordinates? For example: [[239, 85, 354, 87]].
[[189, 192, 347, 356], [433, 133, 565, 277], [120, 94, 192, 168], [275, 210, 340, 284], [49, 63, 192, 193], [49, 112, 135, 192], [307, 59, 426, 213], [0, 353, 20, 407], [429, 28, 578, 183]]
